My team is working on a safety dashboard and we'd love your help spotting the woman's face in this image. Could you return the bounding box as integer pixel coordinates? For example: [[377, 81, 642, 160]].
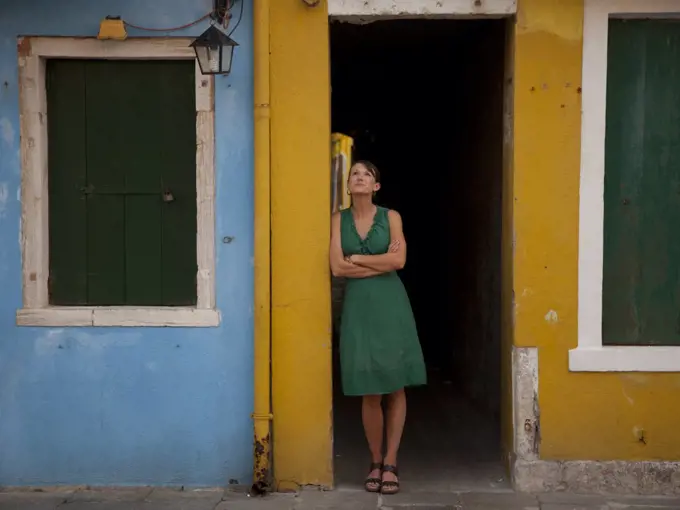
[[348, 163, 380, 196]]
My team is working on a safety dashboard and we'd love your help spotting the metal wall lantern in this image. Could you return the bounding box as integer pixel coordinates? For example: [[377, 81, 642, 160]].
[[191, 25, 239, 76]]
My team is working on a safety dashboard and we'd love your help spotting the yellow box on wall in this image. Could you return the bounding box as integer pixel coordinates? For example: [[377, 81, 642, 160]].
[[97, 17, 127, 40]]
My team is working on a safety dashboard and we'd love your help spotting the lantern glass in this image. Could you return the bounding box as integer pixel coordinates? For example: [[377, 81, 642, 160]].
[[191, 25, 238, 76]]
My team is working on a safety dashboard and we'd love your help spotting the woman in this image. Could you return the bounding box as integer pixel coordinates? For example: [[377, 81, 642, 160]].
[[330, 160, 427, 495]]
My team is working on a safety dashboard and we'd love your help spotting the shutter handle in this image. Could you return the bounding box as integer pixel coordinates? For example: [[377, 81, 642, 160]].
[[163, 190, 175, 202]]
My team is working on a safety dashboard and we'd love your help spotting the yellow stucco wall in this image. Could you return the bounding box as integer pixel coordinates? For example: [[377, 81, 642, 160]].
[[266, 0, 680, 490], [514, 0, 680, 461], [269, 0, 333, 490]]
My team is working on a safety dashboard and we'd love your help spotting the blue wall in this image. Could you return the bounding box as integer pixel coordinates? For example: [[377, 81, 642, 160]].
[[0, 0, 254, 486]]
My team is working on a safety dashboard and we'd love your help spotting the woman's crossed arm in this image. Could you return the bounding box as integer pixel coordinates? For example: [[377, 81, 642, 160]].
[[330, 212, 384, 278]]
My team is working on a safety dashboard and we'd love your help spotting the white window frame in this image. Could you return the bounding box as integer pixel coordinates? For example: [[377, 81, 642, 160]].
[[15, 37, 219, 328], [570, 0, 680, 371]]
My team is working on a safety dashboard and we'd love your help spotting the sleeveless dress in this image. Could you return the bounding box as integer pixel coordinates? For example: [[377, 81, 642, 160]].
[[339, 206, 427, 396]]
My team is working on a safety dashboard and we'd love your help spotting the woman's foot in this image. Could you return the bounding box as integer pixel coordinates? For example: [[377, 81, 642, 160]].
[[381, 464, 400, 495], [364, 462, 383, 493]]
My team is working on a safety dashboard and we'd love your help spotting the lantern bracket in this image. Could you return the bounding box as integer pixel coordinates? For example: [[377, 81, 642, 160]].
[[212, 0, 229, 26]]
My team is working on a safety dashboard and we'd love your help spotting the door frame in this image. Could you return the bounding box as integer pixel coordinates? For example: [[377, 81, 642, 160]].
[[269, 2, 517, 490]]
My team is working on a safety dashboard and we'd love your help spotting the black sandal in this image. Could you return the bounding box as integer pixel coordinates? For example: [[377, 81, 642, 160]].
[[381, 464, 400, 495], [364, 462, 383, 493]]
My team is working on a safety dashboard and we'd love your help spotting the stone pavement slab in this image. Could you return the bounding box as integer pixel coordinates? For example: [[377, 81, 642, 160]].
[[458, 491, 539, 509], [61, 487, 152, 510], [215, 492, 296, 510], [0, 490, 72, 510], [220, 489, 540, 509], [141, 488, 225, 510], [373, 488, 463, 508], [1, 487, 679, 510], [537, 492, 680, 509]]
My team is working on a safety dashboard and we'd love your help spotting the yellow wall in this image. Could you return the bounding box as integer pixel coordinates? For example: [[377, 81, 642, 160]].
[[266, 0, 680, 490], [514, 0, 680, 461], [269, 0, 333, 489]]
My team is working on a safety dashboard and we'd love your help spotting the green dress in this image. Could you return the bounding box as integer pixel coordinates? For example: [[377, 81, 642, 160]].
[[339, 206, 427, 396]]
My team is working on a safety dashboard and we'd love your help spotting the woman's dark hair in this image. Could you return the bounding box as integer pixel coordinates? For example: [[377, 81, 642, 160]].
[[352, 160, 381, 184]]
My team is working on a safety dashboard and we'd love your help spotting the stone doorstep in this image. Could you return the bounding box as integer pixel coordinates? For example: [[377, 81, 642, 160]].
[[513, 460, 680, 497]]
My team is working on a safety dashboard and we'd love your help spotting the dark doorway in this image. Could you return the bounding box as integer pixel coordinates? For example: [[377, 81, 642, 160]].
[[330, 18, 508, 490]]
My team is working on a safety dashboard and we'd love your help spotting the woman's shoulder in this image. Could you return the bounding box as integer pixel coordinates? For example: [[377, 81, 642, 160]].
[[380, 207, 402, 221], [332, 208, 351, 224]]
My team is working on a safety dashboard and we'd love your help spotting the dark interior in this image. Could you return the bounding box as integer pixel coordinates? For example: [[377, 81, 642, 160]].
[[330, 18, 508, 489]]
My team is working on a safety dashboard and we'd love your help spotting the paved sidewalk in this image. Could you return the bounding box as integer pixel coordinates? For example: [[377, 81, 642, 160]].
[[1, 487, 679, 510]]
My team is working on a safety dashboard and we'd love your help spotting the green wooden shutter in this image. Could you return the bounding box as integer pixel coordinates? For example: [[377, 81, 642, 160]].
[[47, 60, 89, 305], [602, 19, 680, 345], [47, 59, 197, 307]]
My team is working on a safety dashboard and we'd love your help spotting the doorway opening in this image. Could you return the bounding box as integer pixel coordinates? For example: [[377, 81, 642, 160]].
[[330, 18, 508, 490]]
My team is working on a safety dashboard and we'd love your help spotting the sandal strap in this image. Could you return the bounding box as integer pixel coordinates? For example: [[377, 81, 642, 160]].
[[365, 462, 383, 486], [381, 480, 400, 494], [382, 464, 399, 476]]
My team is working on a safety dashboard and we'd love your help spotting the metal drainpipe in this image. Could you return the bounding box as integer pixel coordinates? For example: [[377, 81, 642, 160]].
[[252, 0, 273, 494]]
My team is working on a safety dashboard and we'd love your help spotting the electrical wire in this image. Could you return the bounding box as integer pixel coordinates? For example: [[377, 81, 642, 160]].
[[122, 1, 240, 33], [227, 0, 244, 37], [123, 12, 214, 32]]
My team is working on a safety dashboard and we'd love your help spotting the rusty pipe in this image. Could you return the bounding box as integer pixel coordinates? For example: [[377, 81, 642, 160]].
[[252, 0, 273, 493]]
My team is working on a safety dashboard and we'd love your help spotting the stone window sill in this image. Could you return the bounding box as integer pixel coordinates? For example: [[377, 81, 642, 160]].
[[16, 307, 220, 327], [569, 346, 680, 372]]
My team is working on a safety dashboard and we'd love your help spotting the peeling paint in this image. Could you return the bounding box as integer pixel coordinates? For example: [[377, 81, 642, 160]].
[[34, 329, 143, 355], [0, 181, 8, 218], [543, 309, 558, 323], [329, 0, 517, 18], [0, 117, 15, 146], [621, 387, 634, 406], [252, 433, 271, 493], [513, 347, 539, 461], [632, 426, 645, 442], [516, 2, 583, 41], [16, 36, 31, 57], [620, 373, 650, 385]]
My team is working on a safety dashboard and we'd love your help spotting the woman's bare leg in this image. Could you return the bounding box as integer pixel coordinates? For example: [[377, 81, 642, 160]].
[[362, 394, 384, 489], [383, 388, 406, 487]]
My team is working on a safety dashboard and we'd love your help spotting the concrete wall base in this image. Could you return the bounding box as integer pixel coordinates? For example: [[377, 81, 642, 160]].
[[513, 459, 680, 496]]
